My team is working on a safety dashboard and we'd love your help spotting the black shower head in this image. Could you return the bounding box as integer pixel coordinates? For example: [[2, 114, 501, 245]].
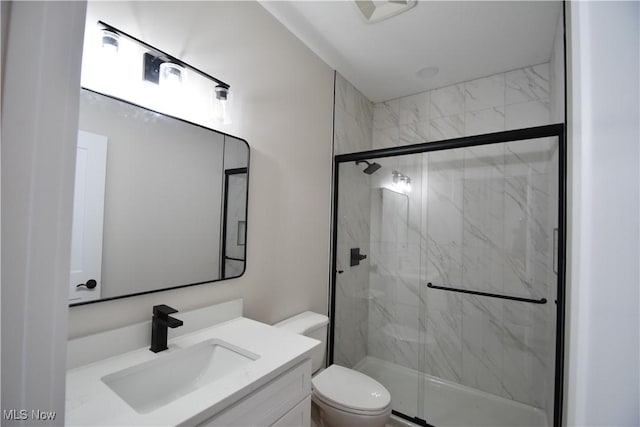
[[356, 160, 382, 175]]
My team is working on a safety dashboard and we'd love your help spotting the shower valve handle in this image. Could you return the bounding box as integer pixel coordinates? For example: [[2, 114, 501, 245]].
[[350, 248, 367, 266]]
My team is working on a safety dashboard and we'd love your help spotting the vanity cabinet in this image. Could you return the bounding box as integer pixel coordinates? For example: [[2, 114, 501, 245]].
[[66, 312, 319, 427], [197, 359, 312, 427]]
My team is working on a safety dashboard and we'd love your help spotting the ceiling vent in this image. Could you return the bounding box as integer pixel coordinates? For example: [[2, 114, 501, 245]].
[[355, 0, 417, 24]]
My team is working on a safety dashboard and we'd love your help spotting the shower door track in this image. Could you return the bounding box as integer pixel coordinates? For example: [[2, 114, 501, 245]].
[[332, 124, 564, 162], [329, 123, 567, 427]]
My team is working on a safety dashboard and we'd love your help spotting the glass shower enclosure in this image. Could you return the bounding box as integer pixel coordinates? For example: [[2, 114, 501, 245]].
[[330, 125, 566, 427]]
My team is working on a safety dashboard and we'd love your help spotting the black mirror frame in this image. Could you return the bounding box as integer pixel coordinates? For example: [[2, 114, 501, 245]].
[[70, 88, 250, 307]]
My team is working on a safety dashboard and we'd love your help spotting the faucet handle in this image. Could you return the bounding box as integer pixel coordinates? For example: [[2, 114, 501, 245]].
[[153, 304, 179, 318]]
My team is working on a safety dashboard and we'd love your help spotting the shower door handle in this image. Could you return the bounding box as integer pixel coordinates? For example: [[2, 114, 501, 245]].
[[350, 248, 367, 266]]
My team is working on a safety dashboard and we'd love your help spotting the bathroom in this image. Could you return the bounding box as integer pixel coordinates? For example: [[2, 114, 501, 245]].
[[1, 1, 638, 427]]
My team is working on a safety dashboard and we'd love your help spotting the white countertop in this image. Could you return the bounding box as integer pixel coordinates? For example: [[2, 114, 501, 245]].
[[65, 317, 319, 426]]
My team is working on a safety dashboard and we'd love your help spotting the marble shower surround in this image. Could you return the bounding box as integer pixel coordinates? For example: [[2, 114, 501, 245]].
[[423, 141, 556, 409], [334, 73, 374, 155], [332, 65, 559, 411], [332, 73, 374, 368], [363, 63, 556, 406], [364, 141, 558, 410]]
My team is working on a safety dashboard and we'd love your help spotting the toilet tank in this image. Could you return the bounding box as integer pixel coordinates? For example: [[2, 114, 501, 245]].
[[274, 311, 329, 373]]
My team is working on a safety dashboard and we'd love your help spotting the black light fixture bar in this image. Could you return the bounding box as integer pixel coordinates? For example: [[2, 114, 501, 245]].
[[98, 20, 230, 90]]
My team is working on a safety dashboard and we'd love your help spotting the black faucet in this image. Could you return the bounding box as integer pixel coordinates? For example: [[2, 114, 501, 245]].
[[150, 304, 184, 353]]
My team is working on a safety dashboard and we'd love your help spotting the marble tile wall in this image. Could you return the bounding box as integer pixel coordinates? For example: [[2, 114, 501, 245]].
[[372, 63, 553, 149], [334, 73, 374, 155], [380, 140, 557, 410], [455, 140, 554, 408], [368, 155, 424, 371], [550, 9, 566, 124], [332, 73, 374, 367]]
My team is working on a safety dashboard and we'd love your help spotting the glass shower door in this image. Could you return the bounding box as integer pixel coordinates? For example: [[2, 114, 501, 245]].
[[331, 125, 564, 427], [332, 154, 424, 420], [418, 136, 560, 427]]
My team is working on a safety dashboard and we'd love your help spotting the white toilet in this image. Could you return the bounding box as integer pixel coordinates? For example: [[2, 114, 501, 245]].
[[275, 312, 392, 427]]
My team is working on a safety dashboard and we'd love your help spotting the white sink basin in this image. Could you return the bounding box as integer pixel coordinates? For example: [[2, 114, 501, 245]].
[[101, 339, 259, 414]]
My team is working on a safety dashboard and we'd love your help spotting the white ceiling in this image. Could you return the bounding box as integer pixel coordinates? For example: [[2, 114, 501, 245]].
[[260, 1, 562, 103]]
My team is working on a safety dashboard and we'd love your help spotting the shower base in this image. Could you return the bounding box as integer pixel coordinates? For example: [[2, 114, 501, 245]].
[[354, 356, 548, 427]]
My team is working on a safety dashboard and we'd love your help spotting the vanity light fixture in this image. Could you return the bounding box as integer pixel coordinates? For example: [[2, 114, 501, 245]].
[[97, 20, 231, 118], [101, 29, 120, 53], [392, 170, 411, 193]]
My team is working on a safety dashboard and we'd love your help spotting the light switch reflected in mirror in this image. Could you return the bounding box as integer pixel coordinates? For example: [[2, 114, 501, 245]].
[[69, 88, 249, 306]]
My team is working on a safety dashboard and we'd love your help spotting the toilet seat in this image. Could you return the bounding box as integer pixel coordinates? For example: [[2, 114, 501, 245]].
[[312, 390, 391, 417], [312, 365, 391, 416]]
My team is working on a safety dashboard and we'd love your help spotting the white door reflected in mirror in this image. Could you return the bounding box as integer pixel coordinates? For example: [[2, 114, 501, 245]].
[[69, 130, 108, 303]]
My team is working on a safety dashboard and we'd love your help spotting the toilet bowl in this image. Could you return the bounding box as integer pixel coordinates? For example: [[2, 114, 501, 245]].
[[274, 312, 392, 427], [312, 364, 391, 427]]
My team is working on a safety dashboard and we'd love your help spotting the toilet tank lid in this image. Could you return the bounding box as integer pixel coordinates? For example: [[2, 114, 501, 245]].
[[273, 311, 329, 335]]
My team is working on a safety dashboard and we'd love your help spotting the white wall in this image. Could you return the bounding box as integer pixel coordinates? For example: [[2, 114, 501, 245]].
[[1, 1, 87, 423], [566, 2, 640, 426], [68, 1, 334, 338]]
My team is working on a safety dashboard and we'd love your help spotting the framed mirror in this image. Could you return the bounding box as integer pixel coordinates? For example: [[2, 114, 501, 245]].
[[69, 88, 249, 306]]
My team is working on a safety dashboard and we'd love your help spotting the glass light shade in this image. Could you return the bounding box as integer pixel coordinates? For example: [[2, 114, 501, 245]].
[[213, 86, 231, 124], [213, 99, 230, 124], [159, 62, 183, 88], [101, 29, 119, 53]]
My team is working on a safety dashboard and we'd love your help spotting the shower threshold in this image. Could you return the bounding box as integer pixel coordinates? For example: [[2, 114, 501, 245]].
[[354, 356, 548, 427]]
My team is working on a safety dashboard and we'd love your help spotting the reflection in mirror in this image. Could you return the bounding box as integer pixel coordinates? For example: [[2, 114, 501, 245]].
[[69, 89, 249, 305], [222, 169, 248, 279]]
